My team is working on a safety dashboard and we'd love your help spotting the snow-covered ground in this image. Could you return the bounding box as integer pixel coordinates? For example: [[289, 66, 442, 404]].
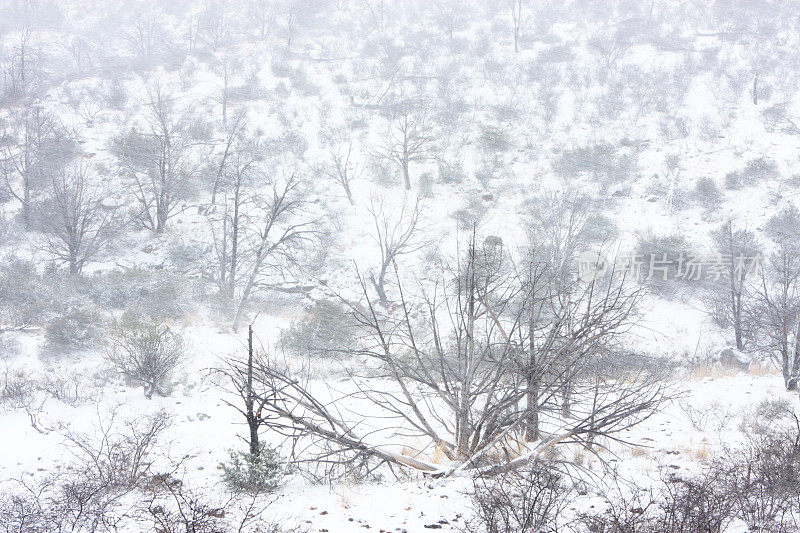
[[3, 0, 800, 531]]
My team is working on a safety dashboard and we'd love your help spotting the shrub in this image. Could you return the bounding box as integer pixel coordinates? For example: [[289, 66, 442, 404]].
[[465, 465, 571, 533], [724, 170, 744, 190], [694, 176, 723, 210], [657, 471, 734, 533], [0, 409, 171, 531], [553, 143, 636, 186], [0, 333, 19, 359], [0, 259, 47, 326], [583, 467, 735, 533], [635, 232, 693, 295], [42, 305, 105, 357], [220, 445, 283, 493], [725, 157, 779, 189], [281, 300, 356, 358], [107, 318, 185, 398], [87, 268, 203, 320], [477, 124, 512, 154], [438, 158, 466, 184], [418, 171, 435, 198], [722, 415, 800, 531], [270, 59, 292, 78]]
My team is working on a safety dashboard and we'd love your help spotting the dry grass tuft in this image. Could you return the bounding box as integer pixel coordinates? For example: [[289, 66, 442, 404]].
[[631, 446, 650, 458], [749, 359, 778, 376]]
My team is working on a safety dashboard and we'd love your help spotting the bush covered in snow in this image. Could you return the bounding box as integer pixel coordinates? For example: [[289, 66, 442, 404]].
[[281, 300, 356, 358], [220, 445, 283, 494]]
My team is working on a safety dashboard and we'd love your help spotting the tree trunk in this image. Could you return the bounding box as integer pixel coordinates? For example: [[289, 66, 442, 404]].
[[233, 263, 261, 331], [370, 266, 389, 307], [22, 184, 30, 230], [456, 248, 477, 458], [155, 198, 168, 233], [343, 181, 355, 205], [246, 324, 260, 455], [525, 295, 540, 442], [69, 253, 78, 275], [561, 383, 572, 418], [227, 189, 241, 301], [525, 375, 540, 442], [402, 157, 411, 190], [781, 336, 791, 389]]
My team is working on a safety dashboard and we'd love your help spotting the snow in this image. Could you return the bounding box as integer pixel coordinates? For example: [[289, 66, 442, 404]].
[[2, 0, 800, 530]]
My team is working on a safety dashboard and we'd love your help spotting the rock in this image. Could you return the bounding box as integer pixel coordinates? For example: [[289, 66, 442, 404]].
[[715, 347, 751, 371]]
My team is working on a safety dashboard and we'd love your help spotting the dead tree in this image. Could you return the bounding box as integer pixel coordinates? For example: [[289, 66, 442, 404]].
[[234, 347, 443, 478], [509, 0, 528, 54], [704, 220, 759, 350], [1, 106, 77, 229], [242, 0, 277, 40], [2, 27, 42, 101], [111, 82, 203, 233], [754, 206, 800, 390], [522, 190, 615, 419], [35, 163, 119, 275], [366, 196, 425, 306], [231, 175, 315, 331], [318, 141, 362, 206], [218, 324, 273, 455], [205, 132, 261, 300], [238, 233, 666, 477], [373, 99, 436, 190], [209, 108, 248, 206]]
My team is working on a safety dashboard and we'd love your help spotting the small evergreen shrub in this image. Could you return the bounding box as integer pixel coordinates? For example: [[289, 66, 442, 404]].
[[42, 305, 105, 356], [221, 445, 283, 493], [694, 176, 723, 210]]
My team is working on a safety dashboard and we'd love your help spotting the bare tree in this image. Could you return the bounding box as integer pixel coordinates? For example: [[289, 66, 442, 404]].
[[434, 0, 471, 42], [210, 55, 234, 128], [197, 0, 232, 52], [1, 27, 42, 101], [217, 324, 273, 456], [363, 0, 386, 33], [275, 0, 297, 53], [205, 131, 261, 300], [209, 107, 248, 206], [34, 163, 119, 275], [125, 15, 168, 61], [242, 0, 277, 40], [231, 174, 315, 331], [509, 0, 529, 54], [754, 206, 800, 390], [107, 319, 185, 399], [366, 196, 425, 306], [703, 220, 760, 350], [520, 190, 616, 422], [111, 82, 204, 233], [237, 232, 664, 478], [373, 98, 436, 190], [317, 139, 362, 205], [1, 105, 77, 229]]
